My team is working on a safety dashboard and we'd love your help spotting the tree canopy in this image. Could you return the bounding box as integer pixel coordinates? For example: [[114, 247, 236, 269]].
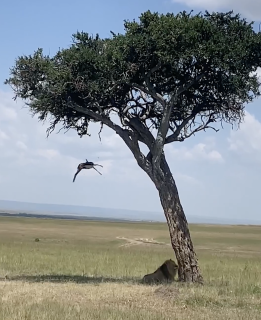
[[6, 11, 261, 152]]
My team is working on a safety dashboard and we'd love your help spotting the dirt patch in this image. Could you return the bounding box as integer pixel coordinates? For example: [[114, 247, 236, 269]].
[[116, 236, 170, 248]]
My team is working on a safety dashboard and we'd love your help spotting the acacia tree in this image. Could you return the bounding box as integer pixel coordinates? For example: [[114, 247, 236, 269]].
[[5, 10, 261, 283]]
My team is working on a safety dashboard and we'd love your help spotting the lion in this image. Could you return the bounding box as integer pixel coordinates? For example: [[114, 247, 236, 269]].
[[142, 259, 178, 284]]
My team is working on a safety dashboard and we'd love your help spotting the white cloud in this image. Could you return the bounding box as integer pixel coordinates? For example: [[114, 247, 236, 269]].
[[167, 140, 224, 163], [0, 130, 9, 146], [36, 149, 60, 160], [0, 95, 17, 121], [0, 104, 17, 121], [171, 0, 261, 20], [1, 107, 17, 120], [228, 111, 261, 163], [16, 141, 27, 150], [175, 172, 203, 186]]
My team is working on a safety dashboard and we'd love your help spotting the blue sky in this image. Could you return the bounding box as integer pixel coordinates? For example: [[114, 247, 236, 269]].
[[0, 0, 261, 222]]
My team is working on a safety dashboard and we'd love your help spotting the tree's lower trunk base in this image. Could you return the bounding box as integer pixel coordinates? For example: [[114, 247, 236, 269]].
[[171, 239, 204, 284], [176, 255, 204, 284], [177, 272, 204, 284]]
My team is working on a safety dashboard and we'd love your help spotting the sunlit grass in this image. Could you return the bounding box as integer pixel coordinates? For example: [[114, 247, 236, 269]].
[[0, 217, 260, 319]]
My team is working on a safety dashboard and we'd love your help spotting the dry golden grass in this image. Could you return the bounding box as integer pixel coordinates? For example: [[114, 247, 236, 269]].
[[0, 216, 260, 319]]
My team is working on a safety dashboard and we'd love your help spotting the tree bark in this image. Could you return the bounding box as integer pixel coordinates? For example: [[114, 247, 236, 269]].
[[148, 153, 203, 283]]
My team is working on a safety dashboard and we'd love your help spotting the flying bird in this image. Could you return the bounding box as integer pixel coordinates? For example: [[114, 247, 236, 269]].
[[73, 159, 103, 182]]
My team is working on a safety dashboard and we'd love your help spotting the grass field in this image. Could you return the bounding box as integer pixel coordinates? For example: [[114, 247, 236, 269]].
[[0, 216, 260, 319]]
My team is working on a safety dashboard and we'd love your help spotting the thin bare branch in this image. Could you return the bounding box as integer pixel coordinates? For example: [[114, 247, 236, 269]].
[[67, 97, 121, 134], [133, 83, 165, 106], [123, 104, 134, 114], [166, 111, 218, 144], [165, 114, 194, 144], [176, 124, 219, 142], [98, 122, 104, 141]]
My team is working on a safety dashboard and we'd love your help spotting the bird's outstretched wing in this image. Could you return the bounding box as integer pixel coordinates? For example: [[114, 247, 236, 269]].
[[73, 168, 82, 182]]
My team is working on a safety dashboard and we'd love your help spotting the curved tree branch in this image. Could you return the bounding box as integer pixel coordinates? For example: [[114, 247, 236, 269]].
[[66, 98, 151, 173]]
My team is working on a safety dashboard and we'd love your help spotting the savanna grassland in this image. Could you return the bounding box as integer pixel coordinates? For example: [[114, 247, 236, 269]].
[[0, 216, 260, 320]]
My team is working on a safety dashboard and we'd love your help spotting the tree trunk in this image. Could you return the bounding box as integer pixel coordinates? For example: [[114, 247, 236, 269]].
[[148, 153, 203, 283]]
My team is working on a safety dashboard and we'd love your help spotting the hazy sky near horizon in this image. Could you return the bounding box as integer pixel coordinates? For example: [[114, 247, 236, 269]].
[[0, 0, 261, 222]]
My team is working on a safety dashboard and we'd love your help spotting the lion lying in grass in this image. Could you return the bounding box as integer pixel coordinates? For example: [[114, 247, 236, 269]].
[[142, 259, 178, 284]]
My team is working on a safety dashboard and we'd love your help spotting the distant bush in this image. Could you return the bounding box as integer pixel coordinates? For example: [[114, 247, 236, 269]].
[[35, 238, 40, 242]]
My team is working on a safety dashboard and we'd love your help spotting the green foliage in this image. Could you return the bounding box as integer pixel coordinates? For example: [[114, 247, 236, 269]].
[[5, 10, 261, 140]]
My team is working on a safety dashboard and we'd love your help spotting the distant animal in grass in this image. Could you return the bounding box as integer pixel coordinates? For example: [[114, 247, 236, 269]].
[[73, 159, 103, 182], [142, 259, 178, 284]]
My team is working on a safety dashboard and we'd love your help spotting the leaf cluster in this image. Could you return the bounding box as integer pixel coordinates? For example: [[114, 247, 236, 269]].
[[5, 10, 261, 142]]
